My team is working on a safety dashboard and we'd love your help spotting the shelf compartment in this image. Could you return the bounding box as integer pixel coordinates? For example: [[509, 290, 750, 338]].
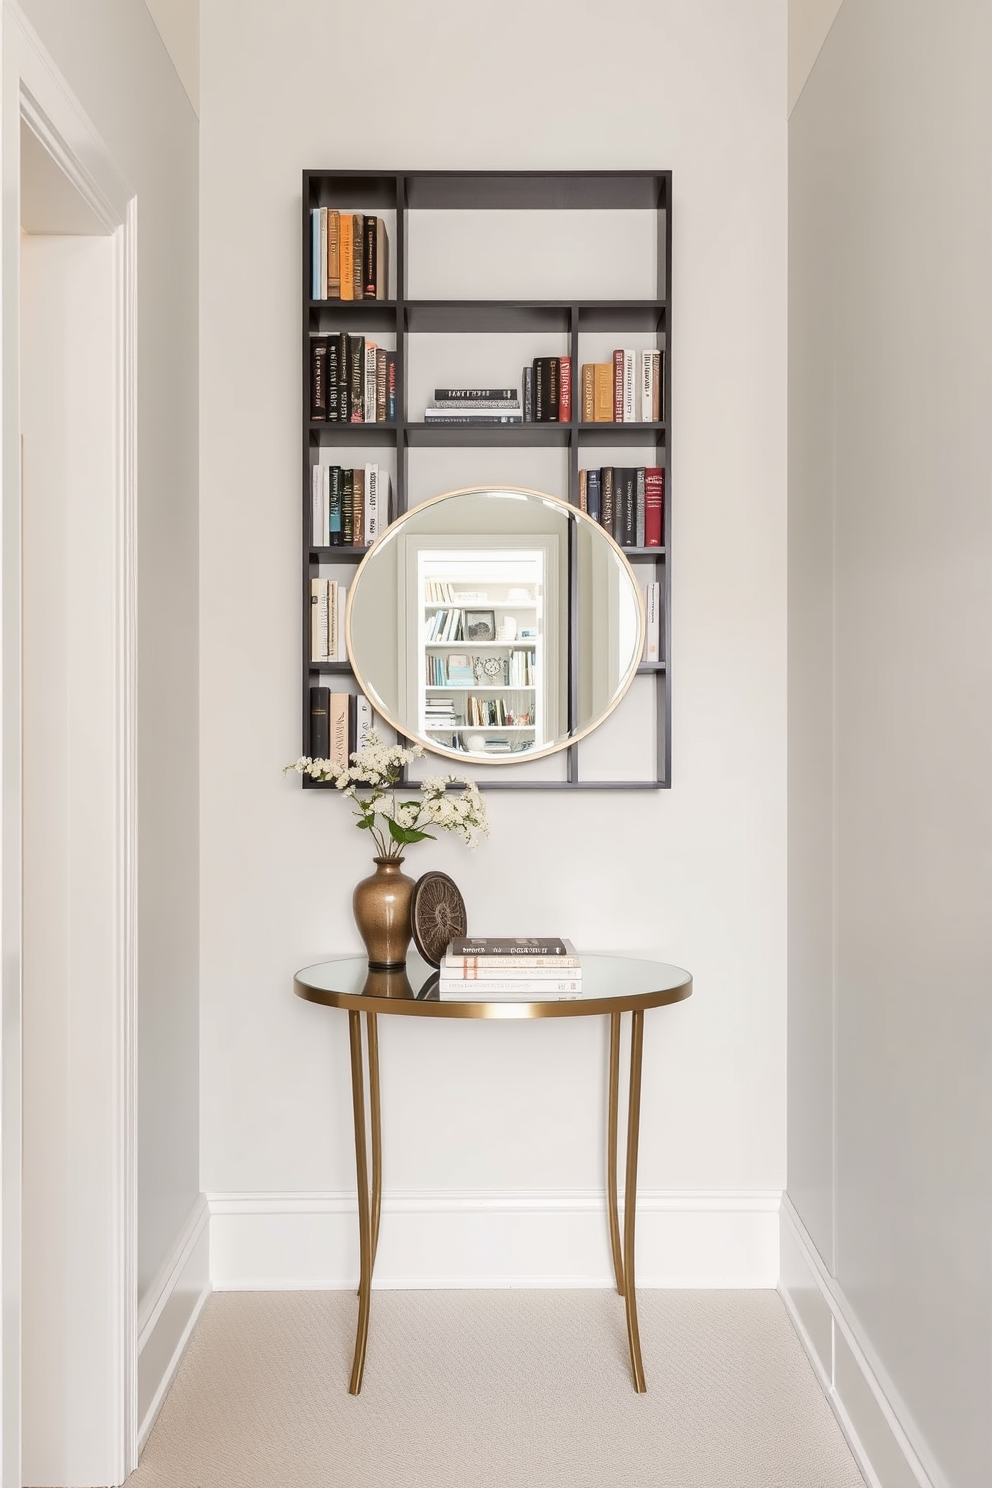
[[405, 301, 571, 334], [405, 422, 571, 449], [309, 300, 399, 331], [577, 422, 666, 442], [309, 422, 399, 444], [307, 661, 352, 674], [577, 302, 667, 333], [309, 545, 370, 561], [404, 172, 667, 213]]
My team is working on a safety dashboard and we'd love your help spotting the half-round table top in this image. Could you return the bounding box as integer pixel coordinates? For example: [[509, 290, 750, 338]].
[[294, 951, 693, 1020]]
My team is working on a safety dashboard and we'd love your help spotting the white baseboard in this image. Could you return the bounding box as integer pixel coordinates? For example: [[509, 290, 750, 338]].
[[207, 1188, 780, 1290], [136, 1194, 210, 1451], [779, 1196, 944, 1488]]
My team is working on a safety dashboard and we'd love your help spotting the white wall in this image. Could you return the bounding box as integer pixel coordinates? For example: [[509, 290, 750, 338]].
[[788, 0, 844, 112], [787, 3, 992, 1487], [14, 0, 200, 1305], [200, 0, 787, 1281]]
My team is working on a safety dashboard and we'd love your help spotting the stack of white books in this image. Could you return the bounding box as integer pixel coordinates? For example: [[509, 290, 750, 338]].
[[438, 938, 582, 1000]]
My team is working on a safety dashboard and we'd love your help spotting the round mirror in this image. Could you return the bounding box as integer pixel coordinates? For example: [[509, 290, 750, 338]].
[[346, 487, 645, 765]]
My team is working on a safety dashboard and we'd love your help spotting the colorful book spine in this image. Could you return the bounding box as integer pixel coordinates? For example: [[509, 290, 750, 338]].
[[644, 467, 664, 546], [364, 341, 377, 422], [327, 210, 340, 299], [339, 214, 354, 301], [363, 215, 377, 298], [581, 364, 595, 422], [586, 469, 601, 525], [349, 335, 365, 422], [558, 356, 571, 422], [593, 362, 613, 421], [635, 467, 646, 548], [612, 350, 624, 421], [386, 353, 397, 422], [578, 469, 587, 513]]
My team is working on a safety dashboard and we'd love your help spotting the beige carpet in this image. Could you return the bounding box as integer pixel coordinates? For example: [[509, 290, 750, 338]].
[[131, 1290, 866, 1488]]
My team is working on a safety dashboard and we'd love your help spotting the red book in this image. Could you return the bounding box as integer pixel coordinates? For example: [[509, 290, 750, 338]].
[[612, 349, 624, 422], [558, 356, 572, 422], [644, 467, 664, 546]]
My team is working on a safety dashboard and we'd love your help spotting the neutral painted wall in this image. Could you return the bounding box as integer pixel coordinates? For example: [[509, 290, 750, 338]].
[[200, 0, 787, 1239], [788, 3, 992, 1486], [788, 0, 844, 113], [16, 0, 200, 1303], [143, 0, 199, 115]]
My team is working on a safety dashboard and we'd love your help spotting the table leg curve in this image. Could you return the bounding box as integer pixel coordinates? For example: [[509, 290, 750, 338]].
[[347, 1011, 373, 1394], [367, 1011, 382, 1271], [606, 1013, 625, 1297], [622, 1009, 646, 1392]]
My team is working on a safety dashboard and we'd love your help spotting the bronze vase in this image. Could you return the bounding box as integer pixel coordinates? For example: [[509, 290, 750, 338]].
[[353, 856, 415, 969]]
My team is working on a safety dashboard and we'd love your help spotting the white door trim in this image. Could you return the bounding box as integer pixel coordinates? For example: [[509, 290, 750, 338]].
[[1, 2, 138, 1481]]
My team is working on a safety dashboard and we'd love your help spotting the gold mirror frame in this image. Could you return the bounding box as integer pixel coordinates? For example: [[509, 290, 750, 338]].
[[345, 486, 646, 766]]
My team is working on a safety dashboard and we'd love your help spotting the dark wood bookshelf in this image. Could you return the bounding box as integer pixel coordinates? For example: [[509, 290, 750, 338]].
[[302, 169, 672, 789]]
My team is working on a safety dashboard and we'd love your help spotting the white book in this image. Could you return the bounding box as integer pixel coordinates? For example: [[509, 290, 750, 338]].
[[322, 465, 331, 546], [319, 207, 328, 299], [641, 350, 653, 423], [623, 350, 636, 422], [643, 581, 661, 663], [311, 465, 323, 547], [327, 580, 337, 660], [354, 693, 373, 750], [311, 210, 321, 299], [364, 342, 377, 423], [335, 582, 346, 660], [310, 577, 330, 661], [364, 462, 378, 542]]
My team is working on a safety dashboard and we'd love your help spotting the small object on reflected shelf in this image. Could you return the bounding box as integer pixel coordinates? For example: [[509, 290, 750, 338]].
[[410, 871, 468, 967]]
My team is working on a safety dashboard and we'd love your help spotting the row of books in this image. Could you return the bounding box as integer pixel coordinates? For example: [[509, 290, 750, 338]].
[[309, 210, 389, 300], [425, 650, 537, 687], [642, 582, 662, 665], [310, 579, 347, 662], [581, 350, 665, 423], [311, 463, 389, 548], [578, 466, 665, 547], [308, 688, 374, 767], [422, 386, 522, 425], [310, 334, 397, 423], [437, 937, 582, 1000]]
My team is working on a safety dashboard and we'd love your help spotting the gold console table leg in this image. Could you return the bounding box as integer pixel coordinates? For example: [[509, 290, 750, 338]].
[[347, 1011, 373, 1394], [606, 1013, 625, 1297], [367, 1011, 382, 1270], [622, 1009, 646, 1392]]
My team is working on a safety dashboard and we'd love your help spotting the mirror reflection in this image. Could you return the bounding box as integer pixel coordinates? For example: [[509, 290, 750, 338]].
[[346, 488, 643, 764]]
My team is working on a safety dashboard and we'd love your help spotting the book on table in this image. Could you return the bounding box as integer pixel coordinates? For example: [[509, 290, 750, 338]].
[[440, 938, 582, 997]]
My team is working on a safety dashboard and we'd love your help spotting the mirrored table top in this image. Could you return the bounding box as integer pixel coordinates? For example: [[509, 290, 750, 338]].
[[294, 952, 692, 1019]]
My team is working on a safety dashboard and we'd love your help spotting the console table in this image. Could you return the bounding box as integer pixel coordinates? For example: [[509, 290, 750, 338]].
[[293, 951, 692, 1394]]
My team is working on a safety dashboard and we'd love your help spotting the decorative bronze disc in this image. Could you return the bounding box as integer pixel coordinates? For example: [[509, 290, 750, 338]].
[[410, 871, 467, 966]]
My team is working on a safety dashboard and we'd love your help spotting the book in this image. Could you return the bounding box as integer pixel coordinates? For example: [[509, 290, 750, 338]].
[[620, 468, 636, 546], [580, 364, 594, 422], [643, 580, 661, 663], [310, 337, 329, 420], [339, 214, 354, 301], [365, 341, 377, 423], [601, 467, 615, 534], [309, 685, 330, 758], [375, 217, 389, 300], [434, 387, 516, 400], [376, 348, 388, 422], [422, 412, 522, 424], [448, 936, 578, 959], [327, 210, 340, 299], [310, 209, 321, 299], [635, 467, 646, 548], [364, 462, 379, 542], [354, 692, 374, 750], [385, 353, 397, 422], [329, 693, 350, 770], [533, 358, 558, 422], [522, 366, 533, 421], [338, 331, 351, 421], [578, 469, 587, 513], [350, 335, 365, 422], [363, 215, 377, 298], [593, 362, 613, 421], [328, 465, 343, 545], [644, 467, 663, 546], [641, 349, 654, 424], [341, 466, 353, 547], [442, 962, 584, 982], [319, 208, 327, 297], [586, 468, 601, 525], [428, 399, 520, 410], [352, 468, 364, 547], [352, 472, 365, 547], [558, 355, 571, 422], [351, 213, 364, 300], [623, 349, 636, 422], [326, 334, 340, 420], [310, 578, 330, 660], [612, 350, 624, 421]]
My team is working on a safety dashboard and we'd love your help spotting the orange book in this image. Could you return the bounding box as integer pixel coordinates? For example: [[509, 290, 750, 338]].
[[581, 364, 595, 422], [339, 214, 354, 300], [593, 362, 613, 421]]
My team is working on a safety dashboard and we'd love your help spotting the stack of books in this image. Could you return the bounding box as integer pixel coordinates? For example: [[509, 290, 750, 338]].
[[438, 938, 582, 1000], [310, 210, 389, 301], [423, 388, 522, 425], [308, 688, 373, 767], [310, 333, 397, 423], [311, 463, 389, 547], [580, 350, 664, 423]]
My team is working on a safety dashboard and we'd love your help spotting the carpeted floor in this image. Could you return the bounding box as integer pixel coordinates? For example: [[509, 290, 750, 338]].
[[130, 1289, 866, 1488]]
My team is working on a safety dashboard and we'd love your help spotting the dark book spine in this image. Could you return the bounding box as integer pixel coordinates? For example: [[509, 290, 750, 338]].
[[587, 469, 602, 525], [363, 216, 377, 298], [522, 366, 534, 422], [533, 358, 549, 421], [326, 335, 340, 421], [621, 468, 636, 546], [342, 468, 354, 544], [347, 694, 358, 758], [375, 348, 387, 422], [386, 353, 397, 422], [352, 214, 364, 300], [601, 467, 614, 533], [309, 686, 331, 759], [310, 338, 328, 421], [338, 331, 351, 422], [341, 463, 353, 546], [434, 387, 516, 400], [328, 466, 343, 545], [349, 335, 365, 422], [548, 357, 559, 421]]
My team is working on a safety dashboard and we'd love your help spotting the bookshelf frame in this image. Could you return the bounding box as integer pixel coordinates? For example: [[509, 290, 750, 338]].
[[302, 169, 672, 791]]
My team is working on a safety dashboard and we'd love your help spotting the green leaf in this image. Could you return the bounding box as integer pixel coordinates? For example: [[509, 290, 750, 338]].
[[356, 817, 374, 830], [386, 820, 435, 845]]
